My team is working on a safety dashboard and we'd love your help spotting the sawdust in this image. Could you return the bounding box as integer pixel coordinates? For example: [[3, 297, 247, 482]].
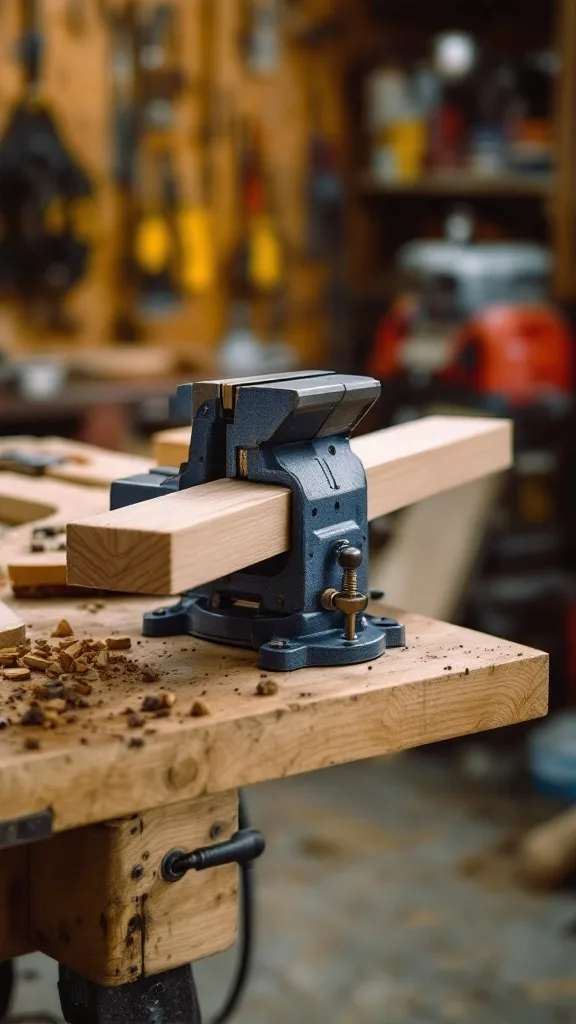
[[0, 621, 165, 738]]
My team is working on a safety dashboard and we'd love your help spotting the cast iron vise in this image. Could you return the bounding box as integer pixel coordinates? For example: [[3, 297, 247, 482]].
[[111, 370, 405, 670]]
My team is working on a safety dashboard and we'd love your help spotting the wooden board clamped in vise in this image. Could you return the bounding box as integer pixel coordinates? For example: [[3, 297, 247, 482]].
[[67, 371, 513, 672]]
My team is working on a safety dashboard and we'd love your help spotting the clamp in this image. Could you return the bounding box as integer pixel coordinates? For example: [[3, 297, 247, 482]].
[[111, 371, 405, 670]]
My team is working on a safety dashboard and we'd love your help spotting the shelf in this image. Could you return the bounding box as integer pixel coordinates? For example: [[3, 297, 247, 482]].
[[358, 171, 554, 198]]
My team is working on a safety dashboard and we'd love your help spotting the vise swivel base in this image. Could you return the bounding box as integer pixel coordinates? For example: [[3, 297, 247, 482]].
[[112, 371, 405, 671]]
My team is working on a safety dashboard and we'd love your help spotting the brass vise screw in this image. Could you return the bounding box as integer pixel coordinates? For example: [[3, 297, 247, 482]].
[[321, 545, 369, 641]]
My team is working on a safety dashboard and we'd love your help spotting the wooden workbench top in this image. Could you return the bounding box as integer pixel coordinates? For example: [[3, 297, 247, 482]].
[[0, 593, 547, 835]]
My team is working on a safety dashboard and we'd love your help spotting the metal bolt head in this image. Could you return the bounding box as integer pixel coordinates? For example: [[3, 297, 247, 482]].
[[131, 864, 144, 880], [338, 545, 362, 569], [269, 637, 286, 648]]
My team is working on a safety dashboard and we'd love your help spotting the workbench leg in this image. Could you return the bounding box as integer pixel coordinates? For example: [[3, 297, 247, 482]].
[[28, 792, 239, 987], [0, 960, 14, 1019], [58, 962, 202, 1024]]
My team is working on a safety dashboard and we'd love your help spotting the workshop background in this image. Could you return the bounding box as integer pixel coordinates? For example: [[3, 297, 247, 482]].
[[2, 0, 576, 1022]]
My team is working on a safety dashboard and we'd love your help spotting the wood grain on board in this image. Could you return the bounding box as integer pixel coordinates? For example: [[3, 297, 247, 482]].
[[67, 416, 512, 595], [0, 593, 546, 835]]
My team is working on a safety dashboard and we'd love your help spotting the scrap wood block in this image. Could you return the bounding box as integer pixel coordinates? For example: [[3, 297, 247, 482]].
[[153, 425, 190, 468], [0, 437, 151, 488], [67, 415, 512, 595], [0, 473, 109, 592], [0, 599, 25, 647]]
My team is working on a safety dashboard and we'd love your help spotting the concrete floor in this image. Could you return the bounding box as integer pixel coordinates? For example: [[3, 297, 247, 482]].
[[9, 746, 576, 1023]]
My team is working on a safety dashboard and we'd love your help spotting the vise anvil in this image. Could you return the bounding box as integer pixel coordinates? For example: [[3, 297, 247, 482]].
[[111, 370, 405, 670]]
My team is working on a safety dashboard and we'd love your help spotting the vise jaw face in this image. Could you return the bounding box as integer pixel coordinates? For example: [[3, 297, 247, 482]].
[[174, 370, 381, 488]]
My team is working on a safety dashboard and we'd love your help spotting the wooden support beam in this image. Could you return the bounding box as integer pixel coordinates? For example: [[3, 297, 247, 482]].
[[153, 426, 190, 468], [67, 416, 512, 596], [369, 475, 501, 622], [29, 792, 238, 985]]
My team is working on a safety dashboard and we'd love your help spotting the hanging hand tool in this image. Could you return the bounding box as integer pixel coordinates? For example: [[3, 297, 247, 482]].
[[176, 0, 217, 296], [177, 198, 215, 296], [0, 0, 95, 330], [134, 149, 179, 313], [139, 2, 185, 132], [105, 0, 144, 341], [305, 101, 343, 259], [231, 119, 283, 296]]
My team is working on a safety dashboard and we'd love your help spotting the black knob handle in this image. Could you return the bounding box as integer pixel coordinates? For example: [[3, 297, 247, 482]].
[[161, 828, 266, 883], [338, 545, 363, 570]]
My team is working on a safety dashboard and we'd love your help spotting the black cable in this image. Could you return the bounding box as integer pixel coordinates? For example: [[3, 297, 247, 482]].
[[208, 791, 256, 1024]]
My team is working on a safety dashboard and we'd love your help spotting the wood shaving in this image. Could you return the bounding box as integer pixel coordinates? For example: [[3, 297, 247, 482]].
[[141, 692, 176, 713], [64, 641, 83, 660], [190, 700, 210, 717], [42, 699, 67, 714], [256, 678, 279, 696], [3, 667, 31, 682], [22, 654, 52, 672], [106, 636, 131, 650], [59, 651, 76, 673], [20, 706, 45, 727], [51, 619, 74, 638]]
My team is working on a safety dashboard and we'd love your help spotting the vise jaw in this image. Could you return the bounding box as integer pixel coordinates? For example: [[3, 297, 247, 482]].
[[112, 370, 404, 671]]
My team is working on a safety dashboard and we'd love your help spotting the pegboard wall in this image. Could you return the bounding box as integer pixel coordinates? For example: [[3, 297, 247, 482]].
[[0, 0, 344, 366]]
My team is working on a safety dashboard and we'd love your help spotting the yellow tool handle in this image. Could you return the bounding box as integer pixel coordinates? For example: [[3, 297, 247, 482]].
[[248, 215, 282, 291], [178, 206, 215, 294], [134, 211, 172, 275]]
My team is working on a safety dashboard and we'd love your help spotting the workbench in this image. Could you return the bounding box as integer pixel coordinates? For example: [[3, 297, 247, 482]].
[[0, 592, 547, 972], [0, 420, 548, 1021]]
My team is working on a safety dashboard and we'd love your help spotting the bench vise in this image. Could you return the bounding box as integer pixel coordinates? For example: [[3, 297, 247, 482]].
[[111, 370, 405, 670]]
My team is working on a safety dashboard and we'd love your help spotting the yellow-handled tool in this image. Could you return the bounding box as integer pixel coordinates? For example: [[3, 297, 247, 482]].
[[177, 203, 215, 295], [134, 207, 172, 277], [248, 212, 282, 292]]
